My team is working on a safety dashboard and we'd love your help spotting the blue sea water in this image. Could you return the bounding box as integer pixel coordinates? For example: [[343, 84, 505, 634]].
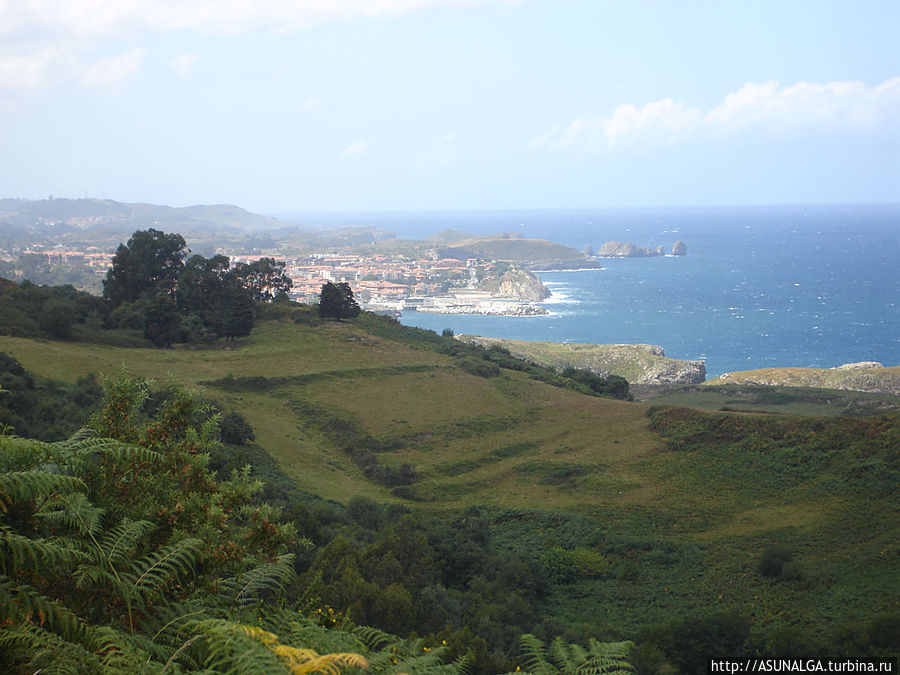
[[299, 205, 900, 377]]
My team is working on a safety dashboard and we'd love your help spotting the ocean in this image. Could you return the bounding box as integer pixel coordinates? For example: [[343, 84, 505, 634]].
[[299, 204, 900, 377]]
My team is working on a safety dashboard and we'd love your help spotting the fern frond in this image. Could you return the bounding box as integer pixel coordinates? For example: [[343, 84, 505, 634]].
[[0, 622, 105, 675], [219, 553, 296, 607], [0, 525, 88, 573], [518, 633, 557, 675], [0, 435, 56, 472], [66, 434, 162, 467], [548, 636, 575, 673], [91, 624, 157, 671], [34, 491, 105, 538], [0, 575, 90, 643], [577, 640, 635, 675], [292, 651, 370, 674], [97, 518, 156, 564], [353, 624, 396, 651], [180, 618, 288, 674], [0, 470, 86, 507], [128, 537, 203, 602]]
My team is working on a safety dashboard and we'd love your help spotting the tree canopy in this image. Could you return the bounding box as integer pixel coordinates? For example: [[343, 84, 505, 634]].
[[318, 282, 360, 321], [102, 229, 187, 306]]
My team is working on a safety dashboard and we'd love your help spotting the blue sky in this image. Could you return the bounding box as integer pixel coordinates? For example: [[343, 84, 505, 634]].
[[1, 0, 897, 212]]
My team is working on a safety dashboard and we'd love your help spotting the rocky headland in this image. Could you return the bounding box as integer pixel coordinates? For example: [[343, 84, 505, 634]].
[[708, 362, 900, 395], [456, 336, 706, 385], [479, 266, 552, 302]]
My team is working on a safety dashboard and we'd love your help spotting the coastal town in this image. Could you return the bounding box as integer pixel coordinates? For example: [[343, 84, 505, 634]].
[[0, 244, 553, 316]]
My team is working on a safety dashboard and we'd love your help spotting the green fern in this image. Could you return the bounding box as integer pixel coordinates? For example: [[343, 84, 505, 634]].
[[514, 634, 635, 675], [36, 491, 106, 538], [0, 470, 86, 508], [0, 525, 88, 573], [0, 622, 106, 675], [218, 553, 296, 607]]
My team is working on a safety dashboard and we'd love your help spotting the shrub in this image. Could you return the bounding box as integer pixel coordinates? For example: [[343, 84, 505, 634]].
[[758, 545, 795, 578], [541, 546, 578, 583], [457, 358, 500, 378]]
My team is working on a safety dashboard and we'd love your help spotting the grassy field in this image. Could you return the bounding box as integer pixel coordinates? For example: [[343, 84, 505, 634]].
[[2, 315, 897, 643]]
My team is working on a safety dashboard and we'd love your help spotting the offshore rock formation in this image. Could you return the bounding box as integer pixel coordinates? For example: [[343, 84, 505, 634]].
[[709, 363, 900, 395], [595, 240, 688, 258], [595, 241, 658, 257], [457, 336, 706, 385]]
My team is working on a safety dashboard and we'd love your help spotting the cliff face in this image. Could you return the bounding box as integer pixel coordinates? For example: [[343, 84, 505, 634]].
[[709, 363, 900, 395], [481, 267, 552, 301], [457, 336, 706, 385]]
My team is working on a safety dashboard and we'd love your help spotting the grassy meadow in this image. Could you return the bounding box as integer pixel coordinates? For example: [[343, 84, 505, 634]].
[[1, 312, 897, 653]]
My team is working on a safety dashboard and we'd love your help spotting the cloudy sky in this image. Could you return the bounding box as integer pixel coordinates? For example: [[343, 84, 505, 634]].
[[1, 0, 897, 212]]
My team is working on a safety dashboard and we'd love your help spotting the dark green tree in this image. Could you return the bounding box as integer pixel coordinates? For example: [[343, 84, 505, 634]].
[[37, 298, 77, 339], [176, 253, 231, 318], [222, 279, 255, 339], [103, 229, 187, 307], [231, 257, 293, 301], [142, 293, 181, 347], [318, 282, 360, 321], [175, 254, 256, 341]]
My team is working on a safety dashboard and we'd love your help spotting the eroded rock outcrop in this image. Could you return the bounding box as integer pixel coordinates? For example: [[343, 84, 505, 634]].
[[481, 266, 552, 301], [456, 336, 706, 385], [709, 363, 900, 395]]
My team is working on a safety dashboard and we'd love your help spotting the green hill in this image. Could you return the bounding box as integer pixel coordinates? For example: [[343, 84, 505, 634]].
[[437, 235, 593, 265], [1, 310, 897, 658]]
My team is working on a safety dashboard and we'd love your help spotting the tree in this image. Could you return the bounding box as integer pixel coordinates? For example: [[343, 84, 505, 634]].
[[222, 279, 255, 339], [177, 253, 231, 318], [318, 282, 360, 321], [176, 254, 256, 341], [38, 298, 77, 339], [231, 257, 293, 302], [142, 293, 181, 347], [103, 229, 187, 307]]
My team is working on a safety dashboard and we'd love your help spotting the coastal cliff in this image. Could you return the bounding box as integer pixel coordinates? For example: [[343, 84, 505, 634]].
[[709, 362, 900, 395], [481, 265, 552, 301], [457, 336, 707, 385]]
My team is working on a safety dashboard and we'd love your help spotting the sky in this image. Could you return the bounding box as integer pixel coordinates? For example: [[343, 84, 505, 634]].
[[0, 0, 898, 213]]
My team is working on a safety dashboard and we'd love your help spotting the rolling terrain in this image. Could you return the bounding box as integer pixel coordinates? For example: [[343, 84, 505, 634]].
[[0, 310, 897, 649]]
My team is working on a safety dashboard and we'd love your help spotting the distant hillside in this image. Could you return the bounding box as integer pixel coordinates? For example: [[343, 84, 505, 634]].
[[457, 335, 706, 384], [437, 234, 596, 266], [709, 362, 900, 395], [0, 198, 285, 235]]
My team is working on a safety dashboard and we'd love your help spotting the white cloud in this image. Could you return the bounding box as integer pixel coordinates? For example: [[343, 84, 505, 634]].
[[0, 47, 70, 90], [342, 139, 368, 155], [528, 77, 900, 152], [298, 97, 322, 113], [0, 46, 144, 92], [170, 53, 198, 78], [0, 0, 534, 95], [81, 47, 144, 87], [415, 132, 457, 169]]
